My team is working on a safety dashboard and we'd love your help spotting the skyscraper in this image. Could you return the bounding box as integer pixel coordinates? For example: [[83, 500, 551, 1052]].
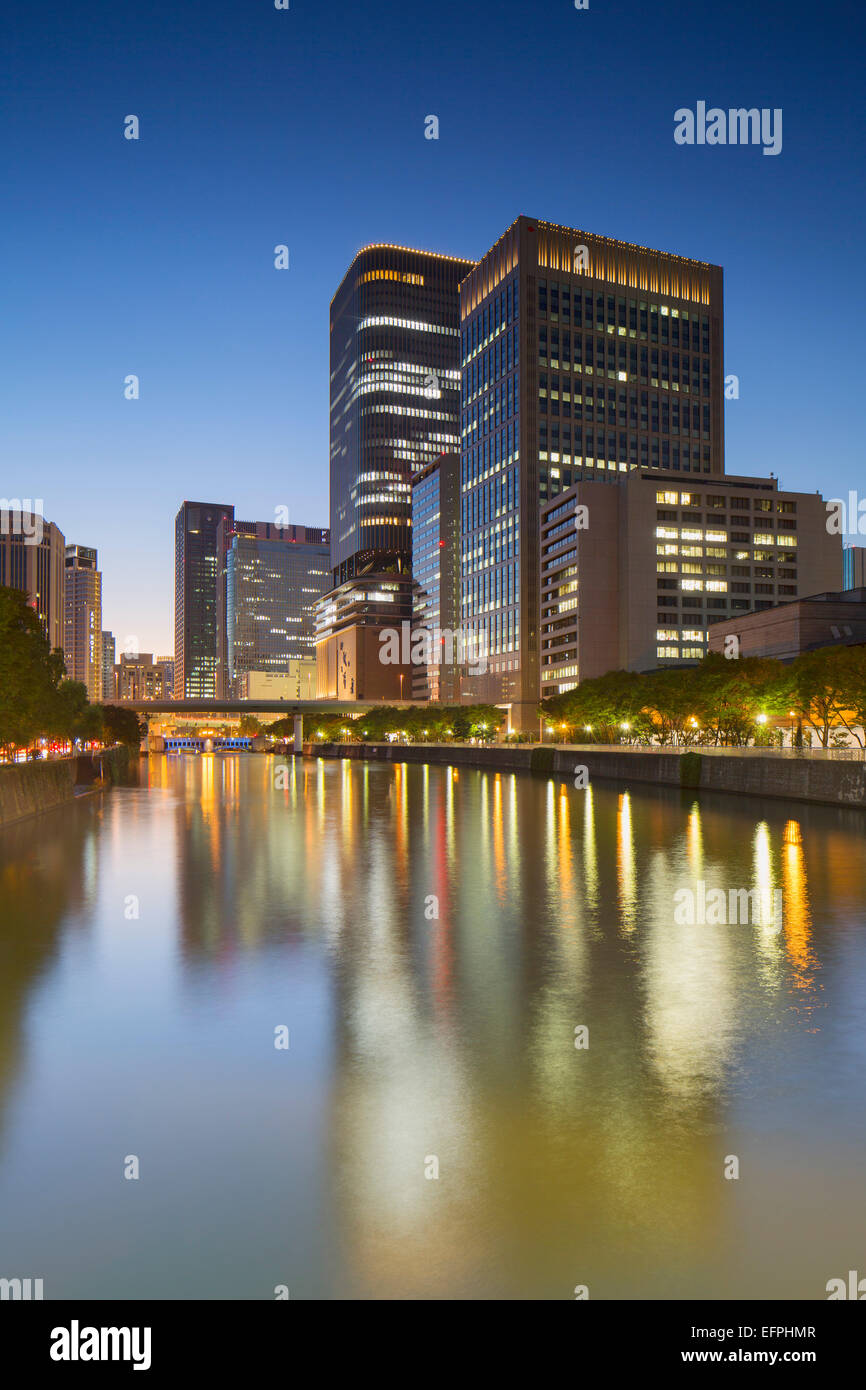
[[410, 453, 460, 702], [329, 242, 472, 585], [216, 518, 330, 698], [64, 544, 103, 700], [459, 216, 724, 726], [324, 243, 472, 700], [174, 501, 234, 699], [0, 509, 65, 652], [842, 546, 866, 590], [101, 631, 116, 699]]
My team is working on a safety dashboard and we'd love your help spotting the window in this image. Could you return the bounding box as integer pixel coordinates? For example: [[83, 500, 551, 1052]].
[[657, 645, 679, 658], [705, 530, 727, 543], [753, 533, 775, 546], [681, 579, 704, 591], [706, 580, 728, 592], [657, 490, 678, 504], [657, 628, 679, 641]]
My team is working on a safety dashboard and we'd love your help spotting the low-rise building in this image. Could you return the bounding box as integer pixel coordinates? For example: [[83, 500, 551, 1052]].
[[540, 470, 841, 696], [707, 588, 866, 661]]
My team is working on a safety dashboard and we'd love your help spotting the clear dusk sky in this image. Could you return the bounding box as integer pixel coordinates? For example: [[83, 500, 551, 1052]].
[[2, 0, 864, 654]]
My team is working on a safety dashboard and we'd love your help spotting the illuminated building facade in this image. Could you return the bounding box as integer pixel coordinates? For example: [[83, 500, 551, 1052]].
[[459, 215, 724, 725], [313, 575, 414, 701], [216, 519, 330, 698], [329, 243, 472, 586], [174, 501, 234, 699], [64, 544, 103, 701], [0, 512, 65, 652], [114, 652, 174, 701], [410, 453, 460, 701], [540, 471, 841, 694], [101, 631, 115, 699]]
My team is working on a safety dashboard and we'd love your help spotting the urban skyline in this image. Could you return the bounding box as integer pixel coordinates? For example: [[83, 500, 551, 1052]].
[[3, 0, 863, 654]]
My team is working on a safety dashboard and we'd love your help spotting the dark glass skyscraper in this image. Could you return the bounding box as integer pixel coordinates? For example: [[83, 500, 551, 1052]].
[[329, 243, 473, 587], [174, 500, 234, 699]]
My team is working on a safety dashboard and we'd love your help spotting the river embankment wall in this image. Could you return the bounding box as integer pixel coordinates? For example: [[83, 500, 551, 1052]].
[[306, 742, 866, 810]]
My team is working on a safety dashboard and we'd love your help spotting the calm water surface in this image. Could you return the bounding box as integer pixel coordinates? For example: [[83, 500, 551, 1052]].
[[1, 753, 865, 1299]]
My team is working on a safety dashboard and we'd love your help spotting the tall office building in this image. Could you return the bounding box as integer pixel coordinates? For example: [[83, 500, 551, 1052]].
[[101, 631, 116, 699], [539, 472, 840, 694], [325, 243, 472, 698], [842, 546, 866, 591], [216, 518, 330, 698], [459, 216, 724, 726], [330, 242, 472, 584], [156, 656, 174, 698], [0, 509, 65, 651], [64, 544, 103, 700], [174, 501, 234, 699], [410, 453, 460, 701]]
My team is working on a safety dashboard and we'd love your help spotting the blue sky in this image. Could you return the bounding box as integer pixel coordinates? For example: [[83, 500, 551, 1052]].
[[2, 0, 864, 653]]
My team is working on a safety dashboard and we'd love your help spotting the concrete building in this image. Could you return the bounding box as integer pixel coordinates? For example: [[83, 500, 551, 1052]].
[[64, 544, 103, 701], [313, 575, 414, 700], [842, 546, 866, 591], [174, 501, 234, 699], [101, 631, 116, 699], [235, 666, 318, 701], [410, 453, 461, 701], [540, 471, 841, 695], [114, 652, 174, 701], [0, 508, 65, 652], [707, 588, 866, 662], [459, 216, 725, 726], [216, 519, 330, 698]]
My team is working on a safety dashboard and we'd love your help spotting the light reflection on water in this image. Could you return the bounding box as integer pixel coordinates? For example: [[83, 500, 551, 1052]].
[[0, 753, 864, 1300]]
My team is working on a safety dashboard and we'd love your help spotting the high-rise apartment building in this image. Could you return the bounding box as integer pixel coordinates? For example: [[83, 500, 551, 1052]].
[[410, 453, 461, 701], [215, 519, 330, 698], [459, 216, 724, 726], [174, 501, 234, 699], [64, 544, 103, 700], [101, 631, 116, 699], [0, 509, 65, 651], [539, 471, 840, 694]]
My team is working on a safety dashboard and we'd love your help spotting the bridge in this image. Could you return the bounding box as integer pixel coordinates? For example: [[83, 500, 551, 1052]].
[[107, 698, 451, 754]]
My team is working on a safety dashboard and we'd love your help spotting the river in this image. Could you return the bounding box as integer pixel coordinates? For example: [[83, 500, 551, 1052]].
[[0, 753, 864, 1299]]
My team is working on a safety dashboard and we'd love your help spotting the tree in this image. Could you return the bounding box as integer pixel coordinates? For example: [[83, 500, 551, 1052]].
[[791, 647, 850, 748], [47, 681, 90, 746], [102, 704, 145, 747], [0, 585, 65, 758]]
